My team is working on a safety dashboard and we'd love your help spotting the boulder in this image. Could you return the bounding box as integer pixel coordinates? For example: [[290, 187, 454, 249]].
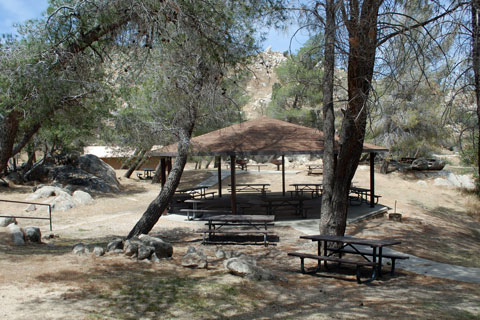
[[434, 178, 452, 187], [138, 234, 173, 258], [182, 247, 208, 268], [0, 217, 17, 227], [49, 165, 119, 194], [411, 158, 429, 171], [8, 223, 25, 245], [216, 249, 256, 264], [137, 245, 155, 260], [50, 193, 76, 211], [446, 172, 475, 189], [123, 239, 141, 257], [106, 238, 124, 252], [77, 154, 120, 192], [24, 226, 41, 243], [93, 246, 105, 257], [72, 190, 94, 205], [26, 186, 71, 201], [224, 257, 279, 281], [72, 243, 89, 255]]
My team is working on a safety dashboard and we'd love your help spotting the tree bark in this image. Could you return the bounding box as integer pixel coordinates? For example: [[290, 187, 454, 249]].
[[320, 0, 337, 235], [472, 0, 480, 181], [127, 129, 192, 238], [124, 149, 147, 178], [0, 111, 20, 175], [321, 0, 382, 236]]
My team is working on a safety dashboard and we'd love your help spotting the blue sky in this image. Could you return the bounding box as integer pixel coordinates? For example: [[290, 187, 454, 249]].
[[0, 0, 308, 52]]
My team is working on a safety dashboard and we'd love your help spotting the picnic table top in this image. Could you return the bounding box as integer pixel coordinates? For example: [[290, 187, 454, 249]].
[[300, 235, 401, 247], [230, 183, 271, 187], [350, 186, 370, 192], [290, 183, 323, 187], [198, 214, 275, 222], [176, 186, 209, 193]]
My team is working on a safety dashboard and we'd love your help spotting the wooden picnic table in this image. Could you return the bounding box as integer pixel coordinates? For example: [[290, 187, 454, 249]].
[[289, 183, 323, 198], [197, 214, 275, 246], [176, 186, 214, 199], [306, 164, 323, 175], [349, 187, 381, 205], [289, 235, 402, 283], [137, 168, 155, 179], [229, 183, 270, 196], [261, 196, 310, 218]]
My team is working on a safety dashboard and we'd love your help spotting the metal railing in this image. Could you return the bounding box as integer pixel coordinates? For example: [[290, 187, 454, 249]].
[[0, 199, 52, 231]]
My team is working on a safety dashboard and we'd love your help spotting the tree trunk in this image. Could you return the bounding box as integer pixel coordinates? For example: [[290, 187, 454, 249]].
[[0, 111, 20, 176], [320, 0, 337, 235], [127, 130, 192, 238], [321, 0, 382, 236], [120, 149, 140, 169], [124, 149, 147, 178], [472, 0, 480, 181]]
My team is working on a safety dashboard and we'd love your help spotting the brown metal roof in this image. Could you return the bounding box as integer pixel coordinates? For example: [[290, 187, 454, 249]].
[[151, 117, 388, 156]]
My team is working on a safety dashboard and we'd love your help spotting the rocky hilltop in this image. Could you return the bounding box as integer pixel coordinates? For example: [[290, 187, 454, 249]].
[[243, 47, 287, 119]]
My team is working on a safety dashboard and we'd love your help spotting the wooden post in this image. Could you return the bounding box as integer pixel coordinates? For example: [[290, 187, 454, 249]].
[[160, 158, 167, 187], [216, 156, 222, 198], [282, 155, 286, 196], [167, 157, 172, 173], [370, 152, 375, 208], [230, 155, 237, 214]]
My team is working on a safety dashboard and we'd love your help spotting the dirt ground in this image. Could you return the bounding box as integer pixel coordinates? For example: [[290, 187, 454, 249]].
[[0, 164, 479, 319]]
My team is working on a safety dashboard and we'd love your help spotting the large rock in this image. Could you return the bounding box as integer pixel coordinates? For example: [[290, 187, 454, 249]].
[[24, 226, 41, 243], [72, 243, 89, 255], [72, 190, 94, 205], [8, 223, 25, 245], [224, 257, 279, 281], [138, 234, 173, 258], [26, 186, 71, 201], [411, 158, 429, 171], [0, 217, 17, 227], [93, 246, 105, 257], [106, 238, 124, 252], [182, 247, 208, 268], [123, 239, 142, 257], [49, 165, 119, 194], [77, 154, 120, 192]]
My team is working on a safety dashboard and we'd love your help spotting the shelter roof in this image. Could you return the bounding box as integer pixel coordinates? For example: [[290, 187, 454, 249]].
[[151, 117, 388, 157]]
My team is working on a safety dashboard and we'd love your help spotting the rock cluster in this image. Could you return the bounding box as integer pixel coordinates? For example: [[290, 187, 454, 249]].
[[180, 247, 283, 281], [0, 220, 42, 245], [72, 235, 173, 263], [25, 186, 94, 212]]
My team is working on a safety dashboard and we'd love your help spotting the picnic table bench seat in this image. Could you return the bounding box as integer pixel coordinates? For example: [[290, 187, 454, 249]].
[[329, 247, 409, 275], [179, 209, 231, 220], [197, 228, 275, 247], [288, 252, 377, 283]]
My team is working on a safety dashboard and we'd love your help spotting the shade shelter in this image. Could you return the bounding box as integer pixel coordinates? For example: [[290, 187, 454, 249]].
[[152, 117, 388, 213]]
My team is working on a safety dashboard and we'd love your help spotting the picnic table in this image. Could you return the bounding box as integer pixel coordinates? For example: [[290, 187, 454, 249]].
[[229, 183, 270, 197], [261, 196, 310, 218], [197, 214, 275, 246], [306, 164, 323, 175], [176, 186, 214, 199], [289, 183, 323, 198], [288, 235, 404, 283], [349, 187, 381, 205], [137, 168, 155, 179]]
